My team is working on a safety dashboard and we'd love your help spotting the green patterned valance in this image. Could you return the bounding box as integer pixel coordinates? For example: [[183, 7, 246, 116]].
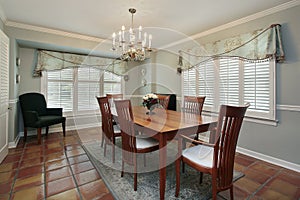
[[179, 24, 285, 69], [34, 50, 127, 77]]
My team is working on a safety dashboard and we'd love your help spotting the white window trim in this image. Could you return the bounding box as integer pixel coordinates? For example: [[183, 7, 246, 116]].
[[182, 59, 277, 125]]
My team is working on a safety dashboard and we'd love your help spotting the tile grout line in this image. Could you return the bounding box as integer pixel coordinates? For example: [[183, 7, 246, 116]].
[[64, 134, 84, 200]]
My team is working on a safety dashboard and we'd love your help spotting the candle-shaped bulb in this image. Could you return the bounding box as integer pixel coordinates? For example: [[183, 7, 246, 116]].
[[121, 26, 125, 31], [148, 34, 152, 48], [112, 32, 116, 47], [138, 26, 142, 41]]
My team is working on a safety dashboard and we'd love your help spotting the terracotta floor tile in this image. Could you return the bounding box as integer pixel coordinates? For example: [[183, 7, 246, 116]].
[[64, 144, 82, 151], [11, 185, 44, 200], [248, 162, 279, 177], [66, 148, 85, 158], [99, 193, 115, 200], [24, 145, 43, 154], [22, 151, 43, 160], [243, 168, 271, 184], [19, 157, 44, 169], [68, 154, 89, 165], [275, 170, 300, 186], [46, 166, 72, 182], [265, 177, 299, 198], [255, 187, 292, 200], [0, 162, 19, 173], [45, 147, 64, 155], [45, 159, 69, 171], [0, 171, 16, 184], [47, 188, 81, 200], [44, 152, 66, 163], [234, 154, 257, 167], [46, 176, 76, 197], [219, 185, 251, 200], [45, 142, 62, 150], [13, 173, 44, 192], [79, 180, 109, 200], [2, 155, 22, 164], [17, 165, 44, 179], [7, 148, 23, 156], [0, 194, 10, 200], [234, 176, 261, 194], [71, 161, 94, 174], [74, 169, 101, 186], [0, 181, 12, 195]]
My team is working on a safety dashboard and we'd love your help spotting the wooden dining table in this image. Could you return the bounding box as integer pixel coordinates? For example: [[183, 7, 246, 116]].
[[126, 106, 218, 200]]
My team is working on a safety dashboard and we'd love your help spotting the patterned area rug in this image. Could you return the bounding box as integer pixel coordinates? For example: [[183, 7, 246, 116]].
[[83, 139, 244, 200]]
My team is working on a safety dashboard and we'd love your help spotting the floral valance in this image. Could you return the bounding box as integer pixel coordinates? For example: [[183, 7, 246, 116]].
[[34, 50, 127, 77], [178, 24, 285, 69]]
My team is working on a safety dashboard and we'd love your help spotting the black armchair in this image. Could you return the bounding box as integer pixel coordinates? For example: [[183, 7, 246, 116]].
[[19, 92, 66, 144]]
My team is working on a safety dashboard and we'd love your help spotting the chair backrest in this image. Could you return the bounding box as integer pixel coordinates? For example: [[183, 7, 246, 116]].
[[96, 97, 114, 143], [157, 95, 170, 110], [106, 93, 123, 108], [114, 100, 136, 165], [183, 96, 206, 115], [19, 93, 47, 117], [214, 104, 249, 189]]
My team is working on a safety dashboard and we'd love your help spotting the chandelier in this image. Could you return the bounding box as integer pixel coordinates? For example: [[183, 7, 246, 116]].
[[111, 8, 152, 62]]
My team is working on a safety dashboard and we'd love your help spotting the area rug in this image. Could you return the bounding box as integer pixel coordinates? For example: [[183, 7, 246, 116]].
[[83, 139, 244, 200]]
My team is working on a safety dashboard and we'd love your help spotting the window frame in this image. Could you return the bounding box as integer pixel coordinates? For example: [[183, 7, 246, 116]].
[[182, 58, 276, 124], [41, 67, 123, 117]]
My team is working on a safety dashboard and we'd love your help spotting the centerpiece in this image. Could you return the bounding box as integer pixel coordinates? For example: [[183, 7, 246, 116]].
[[142, 93, 158, 115]]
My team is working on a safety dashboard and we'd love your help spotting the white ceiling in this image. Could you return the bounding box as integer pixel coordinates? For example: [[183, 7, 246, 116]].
[[0, 0, 293, 50]]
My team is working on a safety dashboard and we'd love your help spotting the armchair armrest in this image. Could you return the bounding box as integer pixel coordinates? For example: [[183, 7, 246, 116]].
[[46, 108, 63, 116], [24, 111, 39, 125]]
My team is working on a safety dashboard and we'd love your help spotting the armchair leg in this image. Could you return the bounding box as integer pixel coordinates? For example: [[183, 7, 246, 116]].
[[46, 126, 49, 136], [62, 121, 66, 137], [37, 128, 42, 144], [24, 127, 27, 142]]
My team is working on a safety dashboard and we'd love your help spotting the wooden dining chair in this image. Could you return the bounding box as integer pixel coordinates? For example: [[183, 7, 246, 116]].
[[114, 100, 159, 191], [106, 93, 123, 107], [96, 97, 121, 163], [157, 94, 170, 110], [175, 104, 249, 200]]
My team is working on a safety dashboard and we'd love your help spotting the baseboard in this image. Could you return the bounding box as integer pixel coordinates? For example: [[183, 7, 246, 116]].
[[18, 123, 101, 137], [237, 146, 300, 173], [0, 144, 8, 163], [8, 135, 20, 148]]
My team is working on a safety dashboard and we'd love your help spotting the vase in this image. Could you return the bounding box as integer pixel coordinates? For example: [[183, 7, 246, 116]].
[[146, 104, 155, 115]]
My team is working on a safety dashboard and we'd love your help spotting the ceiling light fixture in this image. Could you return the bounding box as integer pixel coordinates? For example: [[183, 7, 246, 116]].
[[112, 8, 152, 62]]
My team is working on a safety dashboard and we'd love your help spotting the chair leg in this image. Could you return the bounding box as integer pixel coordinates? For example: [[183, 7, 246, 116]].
[[104, 142, 107, 157], [230, 186, 234, 200], [212, 174, 218, 200], [134, 153, 137, 191], [143, 154, 146, 167], [121, 160, 124, 177], [46, 126, 49, 136], [199, 172, 203, 184], [175, 157, 181, 197], [112, 142, 115, 163], [23, 127, 27, 141], [62, 121, 66, 137], [101, 133, 104, 147], [37, 128, 42, 145]]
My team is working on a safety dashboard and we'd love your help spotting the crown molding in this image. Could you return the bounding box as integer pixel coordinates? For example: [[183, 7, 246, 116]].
[[5, 21, 105, 43], [0, 4, 7, 24], [162, 0, 300, 49]]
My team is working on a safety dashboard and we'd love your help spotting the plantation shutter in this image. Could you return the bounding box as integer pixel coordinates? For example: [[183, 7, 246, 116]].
[[0, 30, 9, 115], [182, 68, 196, 96], [47, 68, 73, 112], [198, 61, 214, 107], [102, 71, 122, 95]]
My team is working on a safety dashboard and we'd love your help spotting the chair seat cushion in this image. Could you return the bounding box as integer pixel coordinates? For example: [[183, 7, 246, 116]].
[[136, 137, 159, 150], [182, 144, 214, 168], [33, 115, 65, 128]]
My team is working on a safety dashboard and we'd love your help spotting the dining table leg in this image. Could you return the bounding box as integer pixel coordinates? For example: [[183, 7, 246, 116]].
[[159, 133, 167, 200]]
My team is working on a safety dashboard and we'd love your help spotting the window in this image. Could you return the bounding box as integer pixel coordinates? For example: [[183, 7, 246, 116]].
[[43, 67, 122, 115], [182, 58, 276, 121]]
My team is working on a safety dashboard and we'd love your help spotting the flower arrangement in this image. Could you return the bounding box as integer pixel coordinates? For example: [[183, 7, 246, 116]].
[[142, 93, 158, 111]]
